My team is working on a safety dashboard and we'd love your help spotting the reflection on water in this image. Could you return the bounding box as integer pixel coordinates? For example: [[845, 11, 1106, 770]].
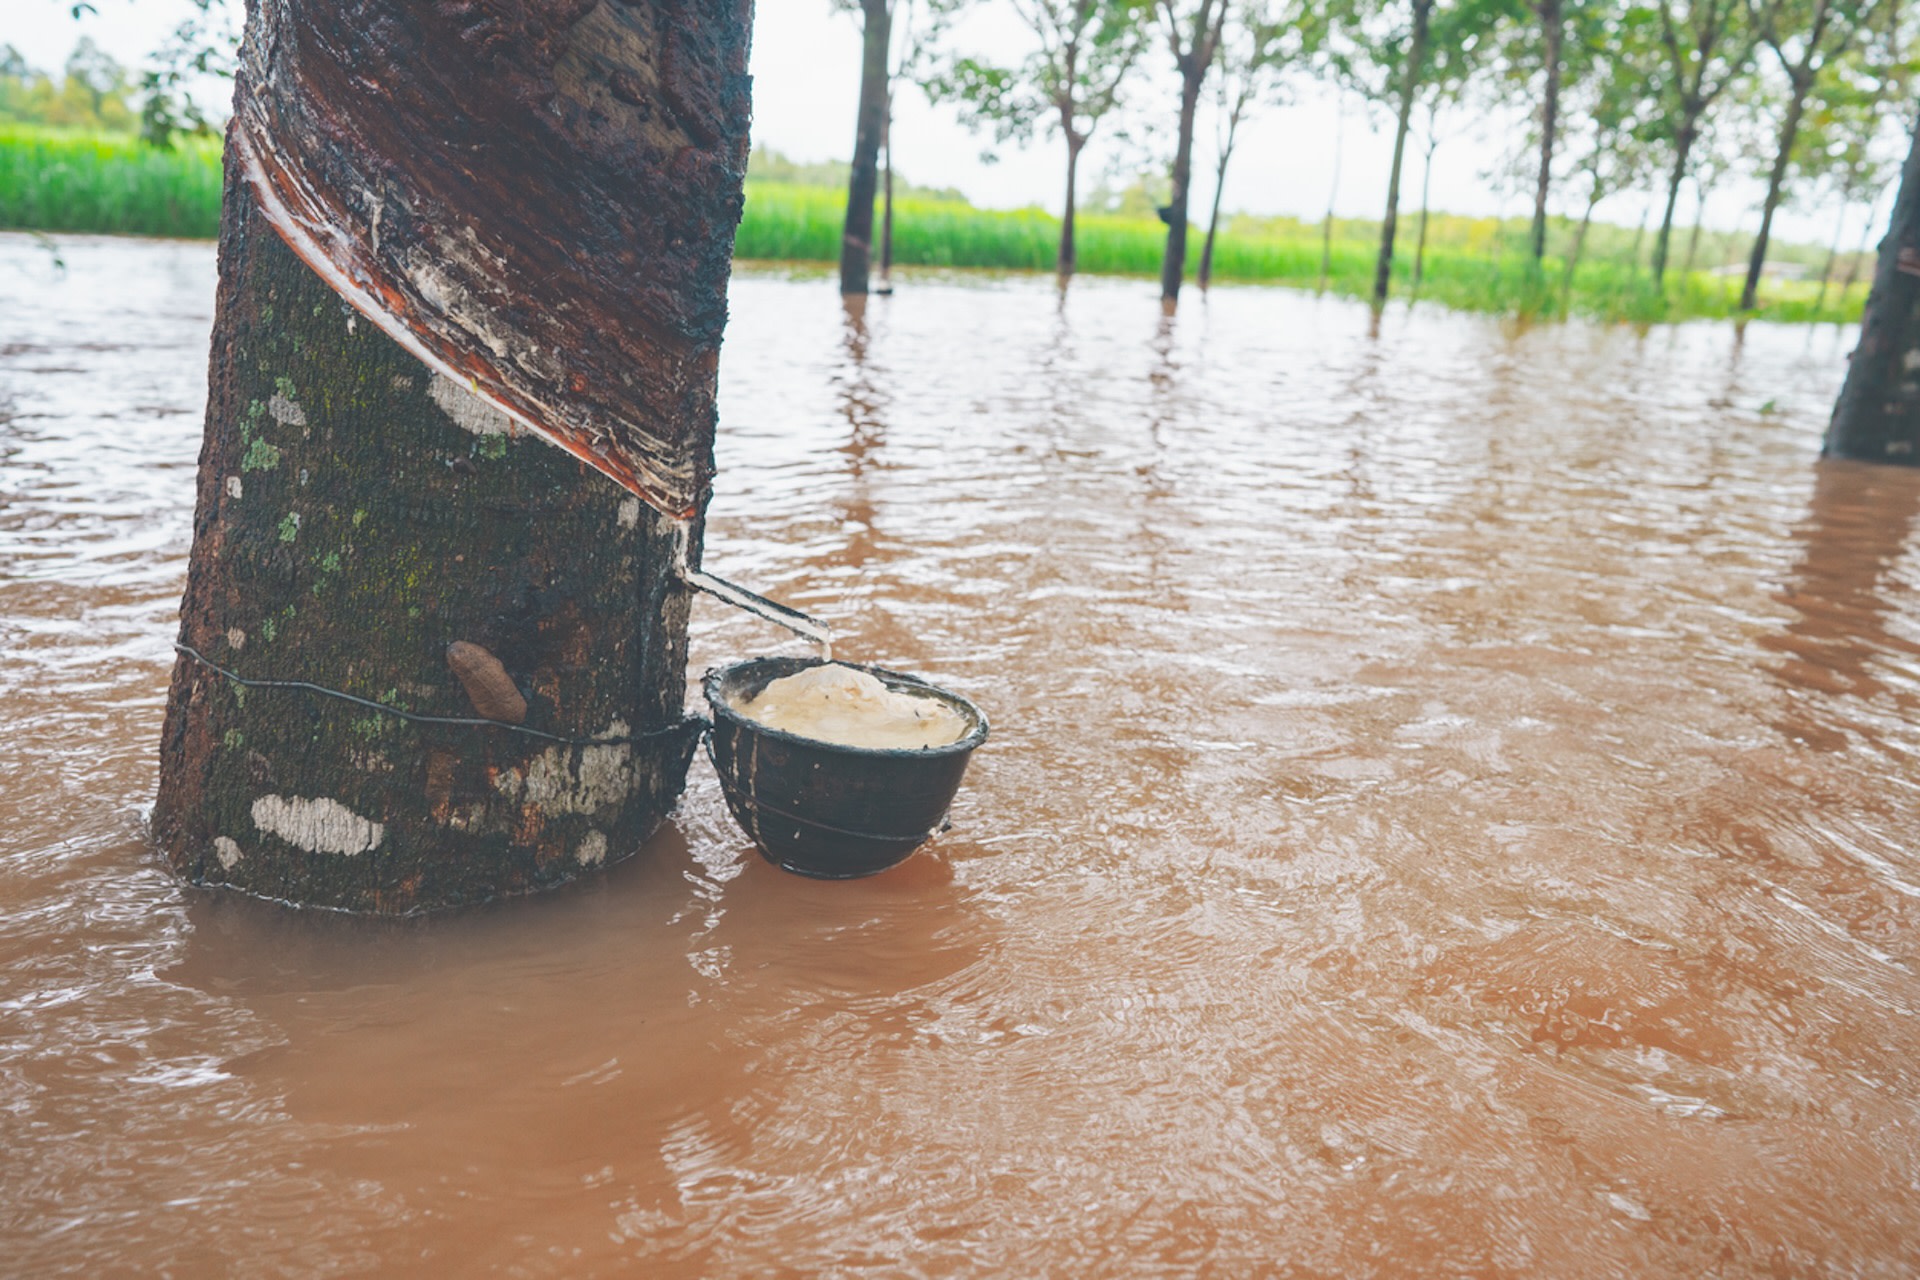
[[4, 234, 1919, 1276], [1766, 459, 1920, 724]]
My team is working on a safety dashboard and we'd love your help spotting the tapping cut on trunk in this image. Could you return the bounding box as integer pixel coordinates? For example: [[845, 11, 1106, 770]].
[[227, 0, 754, 519]]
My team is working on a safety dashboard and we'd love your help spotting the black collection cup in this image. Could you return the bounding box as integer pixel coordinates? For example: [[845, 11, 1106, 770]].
[[702, 656, 989, 878]]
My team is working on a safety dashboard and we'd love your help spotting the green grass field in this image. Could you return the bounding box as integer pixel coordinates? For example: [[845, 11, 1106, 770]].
[[0, 125, 223, 240], [732, 180, 1866, 324], [0, 125, 1868, 325]]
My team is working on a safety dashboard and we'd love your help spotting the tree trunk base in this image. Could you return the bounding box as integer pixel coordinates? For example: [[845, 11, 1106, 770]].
[[1828, 109, 1920, 465], [154, 172, 704, 915]]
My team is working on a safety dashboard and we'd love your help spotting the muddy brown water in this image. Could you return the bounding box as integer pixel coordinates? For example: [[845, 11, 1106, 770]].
[[4, 231, 1919, 1277]]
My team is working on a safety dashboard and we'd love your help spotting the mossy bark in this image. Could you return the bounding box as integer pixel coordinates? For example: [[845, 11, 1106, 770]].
[[153, 169, 703, 913]]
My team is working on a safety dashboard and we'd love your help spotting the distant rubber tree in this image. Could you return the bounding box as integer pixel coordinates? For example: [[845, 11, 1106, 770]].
[[1197, 0, 1326, 288], [1826, 106, 1920, 462], [1368, 0, 1432, 306], [1155, 0, 1230, 305], [1400, 7, 1493, 293], [1542, 21, 1659, 297], [1506, 0, 1615, 265], [1332, 0, 1503, 307], [1677, 113, 1740, 277], [926, 0, 1152, 278], [1638, 0, 1760, 287], [1739, 0, 1889, 311], [876, 0, 919, 291], [1804, 29, 1912, 303], [1801, 21, 1914, 308], [1526, 0, 1566, 262], [838, 0, 895, 295]]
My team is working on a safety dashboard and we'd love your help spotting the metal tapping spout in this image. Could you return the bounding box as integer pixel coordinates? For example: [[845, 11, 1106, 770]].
[[671, 522, 834, 659]]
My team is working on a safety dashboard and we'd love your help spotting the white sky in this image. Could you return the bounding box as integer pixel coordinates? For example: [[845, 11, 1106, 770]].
[[5, 0, 1871, 250]]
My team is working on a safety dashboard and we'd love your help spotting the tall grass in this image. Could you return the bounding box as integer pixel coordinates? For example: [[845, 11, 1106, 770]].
[[0, 125, 221, 239], [734, 181, 1866, 324], [0, 126, 1868, 325]]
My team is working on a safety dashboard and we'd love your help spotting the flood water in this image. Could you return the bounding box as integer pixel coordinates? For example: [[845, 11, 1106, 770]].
[[5, 230, 1920, 1276]]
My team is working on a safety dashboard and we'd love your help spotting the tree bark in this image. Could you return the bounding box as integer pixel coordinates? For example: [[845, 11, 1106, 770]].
[[841, 0, 892, 296], [1374, 0, 1432, 307], [1827, 109, 1920, 463], [154, 0, 753, 913], [1160, 37, 1209, 304], [1742, 73, 1814, 310], [1530, 0, 1563, 262]]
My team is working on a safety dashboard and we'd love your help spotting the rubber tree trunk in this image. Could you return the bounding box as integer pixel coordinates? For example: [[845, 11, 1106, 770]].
[[1651, 116, 1699, 285], [1373, 0, 1432, 307], [1160, 43, 1208, 304], [1529, 0, 1563, 263], [153, 1, 755, 914], [1742, 72, 1814, 310], [1826, 110, 1920, 463], [841, 0, 893, 296]]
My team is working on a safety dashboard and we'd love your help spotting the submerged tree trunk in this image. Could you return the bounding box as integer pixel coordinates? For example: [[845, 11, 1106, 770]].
[[1827, 110, 1920, 462], [1374, 0, 1432, 306], [841, 0, 893, 296], [1530, 0, 1563, 263], [154, 0, 753, 913]]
